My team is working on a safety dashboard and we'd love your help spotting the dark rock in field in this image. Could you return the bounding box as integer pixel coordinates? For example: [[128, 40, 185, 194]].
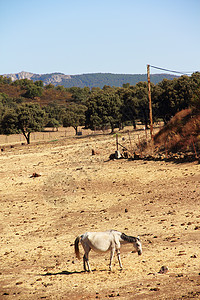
[[30, 172, 41, 178], [150, 287, 160, 291], [158, 266, 169, 274], [92, 149, 100, 155]]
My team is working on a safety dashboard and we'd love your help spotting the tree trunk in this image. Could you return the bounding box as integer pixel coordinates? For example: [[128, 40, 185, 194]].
[[119, 123, 124, 130], [74, 126, 78, 135], [110, 123, 115, 133], [21, 129, 31, 144], [27, 132, 31, 144], [132, 119, 136, 129]]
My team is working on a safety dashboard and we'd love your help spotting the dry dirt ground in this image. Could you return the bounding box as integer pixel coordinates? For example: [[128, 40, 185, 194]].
[[0, 130, 200, 299]]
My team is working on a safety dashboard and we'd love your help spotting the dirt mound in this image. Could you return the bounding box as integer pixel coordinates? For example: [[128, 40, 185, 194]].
[[154, 109, 200, 155]]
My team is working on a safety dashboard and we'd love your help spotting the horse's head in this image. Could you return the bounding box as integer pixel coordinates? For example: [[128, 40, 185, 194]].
[[133, 236, 142, 255]]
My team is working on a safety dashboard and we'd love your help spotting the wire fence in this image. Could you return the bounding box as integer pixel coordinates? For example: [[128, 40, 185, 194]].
[[0, 127, 76, 146], [0, 126, 112, 146], [0, 124, 162, 150]]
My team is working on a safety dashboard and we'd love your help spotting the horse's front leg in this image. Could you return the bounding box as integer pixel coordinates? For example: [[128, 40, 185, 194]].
[[109, 247, 115, 271], [116, 248, 123, 269]]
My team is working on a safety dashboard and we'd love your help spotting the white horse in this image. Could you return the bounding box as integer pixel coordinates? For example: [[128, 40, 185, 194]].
[[74, 229, 142, 272]]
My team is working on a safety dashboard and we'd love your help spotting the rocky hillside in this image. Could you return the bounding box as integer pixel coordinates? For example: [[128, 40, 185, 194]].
[[3, 71, 178, 88], [3, 72, 71, 85]]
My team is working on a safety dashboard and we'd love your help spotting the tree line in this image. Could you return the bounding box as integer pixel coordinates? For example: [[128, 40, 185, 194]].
[[0, 72, 200, 144]]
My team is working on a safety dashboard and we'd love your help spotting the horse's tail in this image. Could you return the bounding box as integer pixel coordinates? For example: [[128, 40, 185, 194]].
[[74, 236, 81, 259]]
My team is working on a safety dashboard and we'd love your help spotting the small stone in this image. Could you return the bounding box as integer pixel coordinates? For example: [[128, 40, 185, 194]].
[[150, 287, 160, 291], [158, 266, 169, 274], [30, 172, 41, 178]]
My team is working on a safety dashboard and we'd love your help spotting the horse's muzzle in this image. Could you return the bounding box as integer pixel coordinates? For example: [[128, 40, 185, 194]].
[[138, 250, 142, 255]]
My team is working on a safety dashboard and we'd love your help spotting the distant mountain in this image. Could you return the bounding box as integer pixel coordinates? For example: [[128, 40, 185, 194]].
[[3, 71, 178, 88]]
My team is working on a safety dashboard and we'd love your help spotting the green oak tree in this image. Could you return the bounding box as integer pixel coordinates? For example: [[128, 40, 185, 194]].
[[16, 103, 46, 144], [63, 103, 86, 135], [85, 89, 122, 133]]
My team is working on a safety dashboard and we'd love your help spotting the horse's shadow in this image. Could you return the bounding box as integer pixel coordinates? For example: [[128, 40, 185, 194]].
[[40, 268, 109, 276], [41, 270, 85, 276]]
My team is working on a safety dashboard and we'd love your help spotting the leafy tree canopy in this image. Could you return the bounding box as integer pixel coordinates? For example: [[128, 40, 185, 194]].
[[16, 103, 46, 144], [85, 90, 122, 132], [63, 103, 86, 134]]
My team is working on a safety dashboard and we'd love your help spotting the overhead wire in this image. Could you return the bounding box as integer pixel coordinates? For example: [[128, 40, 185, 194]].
[[149, 65, 195, 75]]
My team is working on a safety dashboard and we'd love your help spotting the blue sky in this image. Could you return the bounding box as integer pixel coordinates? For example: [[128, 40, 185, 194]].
[[0, 0, 200, 75]]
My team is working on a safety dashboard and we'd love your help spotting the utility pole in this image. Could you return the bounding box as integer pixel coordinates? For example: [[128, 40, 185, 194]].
[[147, 64, 153, 140]]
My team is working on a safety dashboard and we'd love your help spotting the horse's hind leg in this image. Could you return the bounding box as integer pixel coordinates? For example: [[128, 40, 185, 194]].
[[83, 253, 91, 272], [83, 249, 92, 272], [83, 254, 87, 271], [81, 240, 92, 272], [86, 258, 92, 273]]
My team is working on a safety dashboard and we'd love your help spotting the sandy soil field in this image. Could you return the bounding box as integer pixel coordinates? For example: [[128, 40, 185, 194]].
[[0, 129, 200, 299]]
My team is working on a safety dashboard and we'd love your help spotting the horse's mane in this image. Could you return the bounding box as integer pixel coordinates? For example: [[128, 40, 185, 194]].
[[121, 233, 137, 243]]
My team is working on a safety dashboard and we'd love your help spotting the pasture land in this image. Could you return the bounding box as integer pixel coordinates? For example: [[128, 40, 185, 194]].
[[0, 130, 200, 299]]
